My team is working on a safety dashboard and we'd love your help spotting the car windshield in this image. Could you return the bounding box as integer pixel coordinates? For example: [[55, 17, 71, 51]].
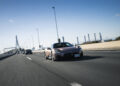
[[53, 43, 73, 48]]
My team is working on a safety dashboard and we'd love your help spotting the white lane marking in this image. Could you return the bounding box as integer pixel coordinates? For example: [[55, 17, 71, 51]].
[[26, 57, 32, 60], [70, 82, 82, 86]]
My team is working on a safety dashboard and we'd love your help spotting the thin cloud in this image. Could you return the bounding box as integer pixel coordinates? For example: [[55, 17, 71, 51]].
[[8, 19, 14, 23], [115, 14, 120, 16]]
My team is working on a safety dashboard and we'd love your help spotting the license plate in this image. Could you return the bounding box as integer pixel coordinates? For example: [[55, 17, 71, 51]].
[[74, 54, 80, 58]]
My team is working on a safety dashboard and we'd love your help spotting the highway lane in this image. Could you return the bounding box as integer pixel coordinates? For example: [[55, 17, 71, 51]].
[[0, 51, 120, 86]]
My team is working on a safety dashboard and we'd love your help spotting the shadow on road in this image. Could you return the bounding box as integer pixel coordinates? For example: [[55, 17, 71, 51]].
[[57, 55, 103, 62], [0, 54, 15, 61]]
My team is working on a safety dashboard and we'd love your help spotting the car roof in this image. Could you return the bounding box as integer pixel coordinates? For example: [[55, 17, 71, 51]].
[[53, 42, 69, 45]]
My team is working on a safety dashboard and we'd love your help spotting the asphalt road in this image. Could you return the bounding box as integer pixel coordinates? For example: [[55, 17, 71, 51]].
[[0, 51, 120, 86]]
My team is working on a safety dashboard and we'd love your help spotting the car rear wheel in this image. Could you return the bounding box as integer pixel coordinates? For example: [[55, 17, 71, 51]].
[[80, 52, 83, 57], [52, 55, 58, 61], [46, 56, 49, 59], [44, 54, 48, 60]]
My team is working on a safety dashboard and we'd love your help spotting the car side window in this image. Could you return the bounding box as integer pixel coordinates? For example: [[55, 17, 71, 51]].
[[66, 43, 73, 47]]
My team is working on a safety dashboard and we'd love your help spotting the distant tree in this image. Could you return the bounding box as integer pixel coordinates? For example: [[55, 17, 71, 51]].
[[115, 36, 120, 40]]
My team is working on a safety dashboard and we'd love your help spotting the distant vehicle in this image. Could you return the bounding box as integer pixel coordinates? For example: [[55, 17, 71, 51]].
[[44, 42, 83, 61], [25, 49, 32, 55]]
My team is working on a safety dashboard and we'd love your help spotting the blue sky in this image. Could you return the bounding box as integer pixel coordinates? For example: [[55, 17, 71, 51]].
[[0, 0, 120, 50]]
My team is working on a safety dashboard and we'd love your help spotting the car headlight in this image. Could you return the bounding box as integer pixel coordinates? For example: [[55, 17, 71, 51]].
[[55, 49, 64, 56], [55, 49, 61, 53]]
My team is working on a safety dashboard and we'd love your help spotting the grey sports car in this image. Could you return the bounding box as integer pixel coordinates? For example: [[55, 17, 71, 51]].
[[44, 42, 83, 61]]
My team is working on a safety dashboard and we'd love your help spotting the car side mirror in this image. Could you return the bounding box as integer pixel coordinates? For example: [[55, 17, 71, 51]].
[[78, 46, 80, 48]]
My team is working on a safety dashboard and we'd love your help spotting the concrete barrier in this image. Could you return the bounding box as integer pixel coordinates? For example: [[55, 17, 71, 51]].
[[32, 50, 44, 54], [0, 49, 17, 59], [81, 40, 120, 51]]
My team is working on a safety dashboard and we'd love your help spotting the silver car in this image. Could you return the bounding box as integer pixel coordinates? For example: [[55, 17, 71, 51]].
[[44, 42, 83, 61]]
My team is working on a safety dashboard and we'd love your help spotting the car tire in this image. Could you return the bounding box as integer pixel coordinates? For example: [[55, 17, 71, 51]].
[[52, 55, 58, 61], [45, 56, 49, 59], [44, 54, 48, 60], [77, 52, 83, 59], [80, 52, 83, 57]]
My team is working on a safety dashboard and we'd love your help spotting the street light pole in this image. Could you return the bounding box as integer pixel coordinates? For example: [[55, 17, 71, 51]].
[[94, 33, 96, 41], [52, 6, 60, 43], [84, 35, 86, 43], [36, 28, 40, 49], [31, 35, 34, 48], [77, 36, 79, 45]]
